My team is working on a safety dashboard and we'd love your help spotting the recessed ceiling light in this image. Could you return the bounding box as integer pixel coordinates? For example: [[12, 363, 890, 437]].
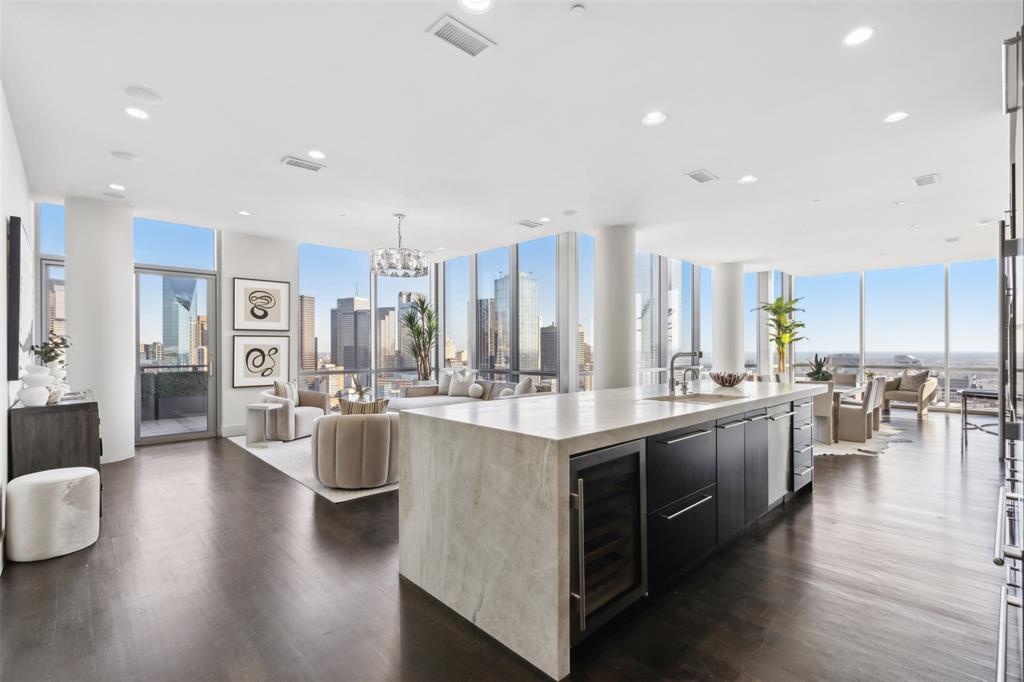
[[641, 111, 667, 127], [908, 223, 920, 229], [238, 210, 252, 216], [737, 175, 758, 185], [307, 149, 326, 160], [458, 0, 493, 14], [945, 236, 960, 243], [108, 183, 126, 192], [437, 246, 447, 251], [562, 209, 578, 216], [569, 4, 586, 16], [539, 216, 551, 223], [891, 200, 905, 206], [125, 107, 149, 120], [978, 219, 993, 226], [843, 26, 874, 46], [884, 111, 909, 123], [110, 150, 140, 162], [123, 85, 163, 104]]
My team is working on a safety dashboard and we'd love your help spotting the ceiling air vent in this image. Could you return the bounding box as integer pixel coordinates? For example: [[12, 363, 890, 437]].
[[913, 173, 941, 187], [427, 15, 495, 57], [686, 169, 719, 184], [281, 156, 325, 172], [518, 219, 543, 229]]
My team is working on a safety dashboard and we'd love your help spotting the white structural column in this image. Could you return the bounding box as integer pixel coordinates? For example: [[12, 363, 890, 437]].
[[65, 198, 136, 462], [594, 225, 636, 390], [711, 262, 744, 373]]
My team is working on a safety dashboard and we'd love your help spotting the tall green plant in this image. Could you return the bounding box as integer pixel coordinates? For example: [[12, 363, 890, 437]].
[[754, 297, 806, 376], [401, 295, 439, 381]]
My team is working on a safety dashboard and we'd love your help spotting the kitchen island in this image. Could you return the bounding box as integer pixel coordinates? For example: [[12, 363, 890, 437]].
[[398, 380, 825, 680]]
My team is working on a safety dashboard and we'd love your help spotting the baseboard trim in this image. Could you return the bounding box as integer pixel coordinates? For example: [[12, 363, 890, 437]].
[[221, 424, 246, 438]]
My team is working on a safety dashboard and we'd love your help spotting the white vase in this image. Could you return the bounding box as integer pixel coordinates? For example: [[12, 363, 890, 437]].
[[24, 365, 49, 375], [17, 386, 50, 407], [47, 361, 63, 377], [50, 367, 67, 382], [21, 373, 54, 389]]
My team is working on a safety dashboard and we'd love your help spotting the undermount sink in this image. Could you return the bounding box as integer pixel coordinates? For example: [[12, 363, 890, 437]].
[[646, 393, 746, 404]]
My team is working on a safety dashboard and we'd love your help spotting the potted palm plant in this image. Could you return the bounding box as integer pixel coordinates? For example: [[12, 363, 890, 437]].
[[754, 297, 807, 376], [401, 295, 439, 382]]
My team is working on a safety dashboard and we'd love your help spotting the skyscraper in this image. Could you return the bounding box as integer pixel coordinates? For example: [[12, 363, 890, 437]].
[[162, 276, 198, 365], [541, 323, 558, 374], [377, 306, 397, 368], [47, 279, 66, 337], [299, 294, 317, 371], [330, 297, 370, 370], [397, 291, 417, 368], [517, 272, 540, 370], [477, 298, 497, 368]]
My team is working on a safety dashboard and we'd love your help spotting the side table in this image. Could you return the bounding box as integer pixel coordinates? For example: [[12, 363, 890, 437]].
[[246, 402, 281, 448]]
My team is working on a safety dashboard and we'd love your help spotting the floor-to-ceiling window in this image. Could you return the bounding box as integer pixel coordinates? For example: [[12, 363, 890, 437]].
[[297, 243, 371, 409], [743, 272, 757, 371], [134, 218, 217, 443], [794, 272, 861, 377], [578, 234, 595, 391], [444, 256, 470, 369], [949, 259, 998, 407], [667, 258, 693, 357], [700, 266, 713, 368], [375, 271, 430, 398], [636, 251, 660, 385], [518, 235, 557, 390], [37, 203, 66, 341], [477, 246, 511, 380]]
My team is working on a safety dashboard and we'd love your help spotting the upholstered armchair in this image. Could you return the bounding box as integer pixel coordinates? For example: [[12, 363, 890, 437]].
[[838, 380, 876, 443], [260, 388, 330, 441], [312, 413, 399, 489], [882, 375, 938, 416]]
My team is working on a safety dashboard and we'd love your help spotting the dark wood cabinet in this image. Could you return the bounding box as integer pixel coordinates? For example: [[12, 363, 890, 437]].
[[647, 483, 717, 589], [9, 391, 102, 481], [645, 425, 716, 514], [743, 409, 769, 525], [715, 417, 746, 544]]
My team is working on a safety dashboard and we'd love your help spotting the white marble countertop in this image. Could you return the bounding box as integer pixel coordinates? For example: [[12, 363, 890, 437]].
[[406, 380, 826, 454]]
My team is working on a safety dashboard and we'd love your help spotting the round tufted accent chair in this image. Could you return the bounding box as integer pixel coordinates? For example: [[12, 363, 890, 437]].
[[311, 413, 400, 489]]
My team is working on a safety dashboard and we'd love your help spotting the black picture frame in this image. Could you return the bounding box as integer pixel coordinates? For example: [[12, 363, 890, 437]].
[[6, 215, 22, 378], [232, 277, 291, 332]]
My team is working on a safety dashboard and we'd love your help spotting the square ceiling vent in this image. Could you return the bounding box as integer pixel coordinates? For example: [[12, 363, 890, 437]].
[[282, 156, 325, 172], [686, 169, 718, 184], [913, 173, 941, 187], [427, 15, 495, 57]]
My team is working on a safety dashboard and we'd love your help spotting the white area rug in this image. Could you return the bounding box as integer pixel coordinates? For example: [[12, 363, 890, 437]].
[[227, 436, 398, 503], [815, 425, 912, 457]]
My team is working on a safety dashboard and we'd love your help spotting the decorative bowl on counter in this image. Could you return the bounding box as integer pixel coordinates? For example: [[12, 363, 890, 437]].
[[709, 371, 744, 387]]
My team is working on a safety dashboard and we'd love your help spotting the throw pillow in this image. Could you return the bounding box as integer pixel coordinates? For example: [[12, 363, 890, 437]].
[[274, 380, 297, 403], [514, 376, 537, 396], [438, 369, 459, 395], [448, 372, 477, 397], [468, 383, 484, 399], [499, 387, 515, 398], [339, 398, 389, 415], [898, 369, 929, 392]]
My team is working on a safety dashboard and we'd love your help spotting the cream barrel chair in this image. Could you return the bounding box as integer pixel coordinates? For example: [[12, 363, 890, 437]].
[[882, 372, 939, 417], [261, 384, 330, 441], [312, 413, 399, 489]]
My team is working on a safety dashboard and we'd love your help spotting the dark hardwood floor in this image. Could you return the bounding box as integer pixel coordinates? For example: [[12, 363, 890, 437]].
[[0, 411, 1011, 681]]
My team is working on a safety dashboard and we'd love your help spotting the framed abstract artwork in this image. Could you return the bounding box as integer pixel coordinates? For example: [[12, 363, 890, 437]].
[[233, 277, 290, 331], [233, 335, 290, 387]]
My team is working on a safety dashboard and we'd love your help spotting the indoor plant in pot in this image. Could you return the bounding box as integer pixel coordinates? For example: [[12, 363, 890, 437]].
[[805, 353, 833, 381], [401, 294, 439, 383], [31, 333, 71, 378], [754, 297, 806, 377]]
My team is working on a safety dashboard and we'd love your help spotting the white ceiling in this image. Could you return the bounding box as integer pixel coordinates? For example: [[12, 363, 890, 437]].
[[2, 1, 1019, 275]]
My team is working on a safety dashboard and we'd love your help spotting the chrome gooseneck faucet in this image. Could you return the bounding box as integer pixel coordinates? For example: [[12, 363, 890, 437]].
[[669, 351, 703, 396]]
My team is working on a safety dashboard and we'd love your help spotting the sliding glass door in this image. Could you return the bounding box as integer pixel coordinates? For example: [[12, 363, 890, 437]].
[[135, 267, 217, 443]]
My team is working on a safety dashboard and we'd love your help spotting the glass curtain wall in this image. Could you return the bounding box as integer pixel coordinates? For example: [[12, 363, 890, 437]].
[[699, 266, 713, 367], [477, 246, 511, 380], [794, 272, 860, 377], [578, 234, 595, 390], [667, 258, 693, 357], [518, 235, 558, 389], [635, 252, 660, 385], [375, 273, 430, 398], [949, 259, 998, 407], [444, 256, 470, 369], [743, 272, 757, 371], [297, 243, 372, 409]]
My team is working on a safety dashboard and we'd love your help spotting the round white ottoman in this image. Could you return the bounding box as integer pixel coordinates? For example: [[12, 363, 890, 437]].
[[7, 467, 100, 562]]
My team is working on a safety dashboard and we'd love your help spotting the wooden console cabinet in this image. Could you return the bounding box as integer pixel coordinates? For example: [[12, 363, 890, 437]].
[[8, 390, 102, 481]]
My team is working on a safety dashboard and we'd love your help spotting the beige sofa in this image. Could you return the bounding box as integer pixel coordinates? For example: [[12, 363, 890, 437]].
[[882, 374, 939, 416], [260, 388, 330, 441], [386, 380, 551, 412], [312, 413, 399, 489]]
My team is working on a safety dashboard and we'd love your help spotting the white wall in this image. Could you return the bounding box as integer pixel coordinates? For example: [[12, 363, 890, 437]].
[[64, 198, 135, 462], [219, 230, 297, 435], [0, 73, 33, 570], [594, 225, 636, 390], [712, 263, 744, 373]]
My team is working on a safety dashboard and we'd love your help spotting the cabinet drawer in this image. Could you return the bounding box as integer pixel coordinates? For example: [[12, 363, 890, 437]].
[[793, 399, 813, 423], [646, 426, 716, 513], [792, 463, 813, 492], [792, 417, 813, 448], [648, 483, 717, 589], [793, 442, 813, 471]]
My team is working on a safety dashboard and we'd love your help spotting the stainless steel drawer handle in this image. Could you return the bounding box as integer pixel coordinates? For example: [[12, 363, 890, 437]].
[[571, 478, 586, 631], [746, 415, 768, 422], [658, 429, 711, 445], [794, 424, 812, 431], [717, 421, 745, 430], [795, 465, 813, 477], [770, 411, 796, 421], [795, 444, 813, 454], [660, 494, 713, 520], [795, 401, 812, 408]]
